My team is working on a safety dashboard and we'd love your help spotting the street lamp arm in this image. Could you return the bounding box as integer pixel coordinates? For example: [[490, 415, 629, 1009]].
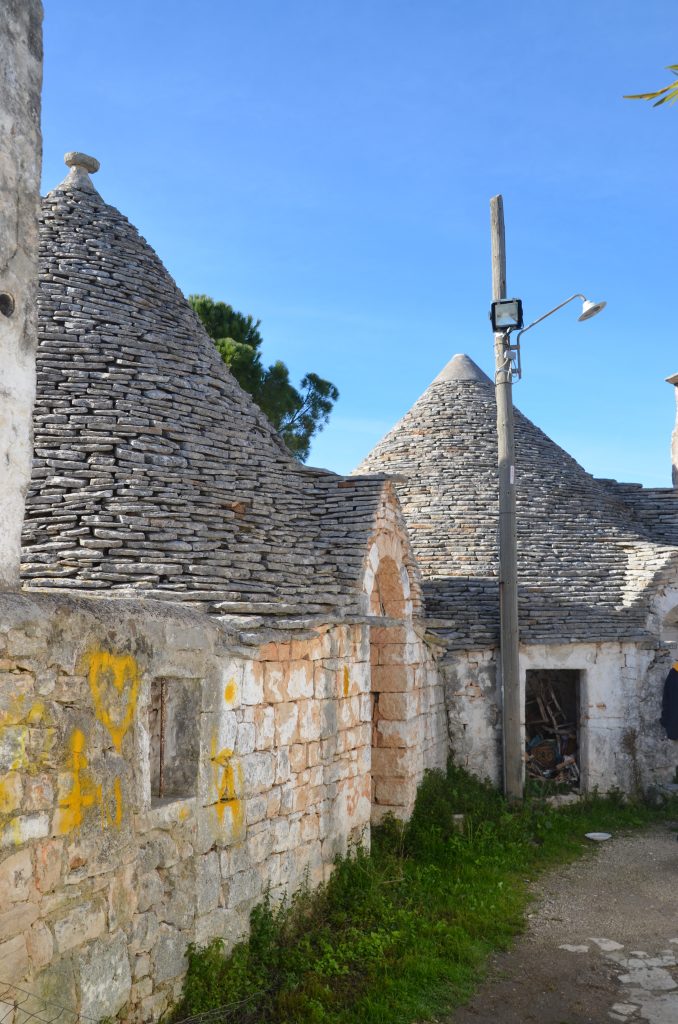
[[514, 293, 585, 346]]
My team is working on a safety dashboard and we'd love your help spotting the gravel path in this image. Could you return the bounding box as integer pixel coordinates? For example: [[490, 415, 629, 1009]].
[[449, 825, 678, 1024]]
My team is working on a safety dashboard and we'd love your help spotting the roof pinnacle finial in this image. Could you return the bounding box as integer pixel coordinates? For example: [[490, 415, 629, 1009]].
[[64, 151, 100, 174]]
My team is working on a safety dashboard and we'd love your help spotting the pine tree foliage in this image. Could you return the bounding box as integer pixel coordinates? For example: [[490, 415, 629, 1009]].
[[625, 65, 678, 107], [190, 294, 338, 462]]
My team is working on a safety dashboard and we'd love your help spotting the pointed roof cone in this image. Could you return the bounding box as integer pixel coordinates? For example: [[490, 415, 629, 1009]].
[[433, 353, 493, 385], [356, 354, 663, 647], [23, 155, 385, 613]]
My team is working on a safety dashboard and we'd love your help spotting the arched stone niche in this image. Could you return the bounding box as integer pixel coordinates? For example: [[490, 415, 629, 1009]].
[[369, 553, 408, 619]]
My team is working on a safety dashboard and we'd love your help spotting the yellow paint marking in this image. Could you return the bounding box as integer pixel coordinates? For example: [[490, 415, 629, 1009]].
[[210, 738, 244, 836], [224, 679, 238, 705], [54, 729, 103, 835], [0, 698, 55, 818], [84, 650, 140, 752], [0, 773, 21, 816], [113, 777, 123, 828], [343, 666, 350, 697], [0, 674, 130, 840]]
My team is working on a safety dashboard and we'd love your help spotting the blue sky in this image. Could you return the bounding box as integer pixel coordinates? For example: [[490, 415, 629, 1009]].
[[42, 1, 678, 484]]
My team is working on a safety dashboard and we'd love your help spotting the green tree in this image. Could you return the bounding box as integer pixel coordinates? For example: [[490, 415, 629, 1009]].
[[625, 64, 678, 107], [189, 294, 339, 462]]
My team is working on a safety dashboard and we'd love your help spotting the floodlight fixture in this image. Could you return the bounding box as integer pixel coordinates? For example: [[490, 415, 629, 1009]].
[[490, 298, 523, 333]]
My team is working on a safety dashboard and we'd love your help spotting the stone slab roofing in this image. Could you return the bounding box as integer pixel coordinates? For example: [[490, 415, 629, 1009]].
[[21, 155, 388, 616], [597, 481, 678, 548], [356, 354, 678, 649]]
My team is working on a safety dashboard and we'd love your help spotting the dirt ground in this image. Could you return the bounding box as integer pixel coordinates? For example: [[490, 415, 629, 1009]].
[[448, 825, 678, 1024]]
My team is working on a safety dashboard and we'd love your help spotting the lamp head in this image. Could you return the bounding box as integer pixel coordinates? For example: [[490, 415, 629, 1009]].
[[578, 298, 606, 322], [490, 298, 523, 332]]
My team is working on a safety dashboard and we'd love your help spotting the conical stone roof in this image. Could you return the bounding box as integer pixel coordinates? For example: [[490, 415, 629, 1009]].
[[357, 354, 676, 647], [21, 155, 385, 614]]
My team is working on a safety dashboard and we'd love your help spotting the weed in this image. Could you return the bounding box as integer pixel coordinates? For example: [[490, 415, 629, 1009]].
[[172, 762, 676, 1024]]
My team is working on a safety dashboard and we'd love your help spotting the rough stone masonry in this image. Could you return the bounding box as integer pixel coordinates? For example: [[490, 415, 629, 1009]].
[[0, 0, 43, 587]]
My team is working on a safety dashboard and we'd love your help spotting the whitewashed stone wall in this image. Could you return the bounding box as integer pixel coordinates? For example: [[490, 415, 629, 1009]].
[[443, 649, 501, 784], [0, 1, 42, 587], [0, 588, 446, 1021], [520, 642, 656, 794], [667, 373, 678, 486], [443, 639, 676, 794]]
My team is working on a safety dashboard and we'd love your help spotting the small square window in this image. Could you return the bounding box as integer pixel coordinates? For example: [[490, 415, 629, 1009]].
[[150, 677, 200, 803]]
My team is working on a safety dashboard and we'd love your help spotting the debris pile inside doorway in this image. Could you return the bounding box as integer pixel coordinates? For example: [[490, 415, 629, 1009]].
[[525, 673, 579, 787]]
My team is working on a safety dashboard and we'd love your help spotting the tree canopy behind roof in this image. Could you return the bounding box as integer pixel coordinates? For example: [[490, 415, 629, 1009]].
[[190, 294, 338, 463]]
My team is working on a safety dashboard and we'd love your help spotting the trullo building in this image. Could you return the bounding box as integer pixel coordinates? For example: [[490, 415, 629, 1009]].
[[357, 353, 678, 794], [4, 153, 446, 1019]]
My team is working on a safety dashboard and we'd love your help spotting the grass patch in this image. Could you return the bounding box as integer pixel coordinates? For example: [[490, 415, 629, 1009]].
[[172, 763, 674, 1024]]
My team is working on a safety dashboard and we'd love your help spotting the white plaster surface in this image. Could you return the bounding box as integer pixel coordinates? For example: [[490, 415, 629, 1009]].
[[445, 637, 678, 796], [443, 649, 501, 784], [0, 0, 42, 587]]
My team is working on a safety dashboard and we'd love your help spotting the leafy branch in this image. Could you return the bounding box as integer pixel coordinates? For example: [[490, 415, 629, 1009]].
[[625, 64, 678, 107]]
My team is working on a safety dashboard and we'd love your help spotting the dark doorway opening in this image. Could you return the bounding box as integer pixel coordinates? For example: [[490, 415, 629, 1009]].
[[525, 670, 580, 789]]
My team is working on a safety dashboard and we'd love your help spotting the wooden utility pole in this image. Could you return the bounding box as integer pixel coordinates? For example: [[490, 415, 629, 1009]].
[[490, 195, 523, 802]]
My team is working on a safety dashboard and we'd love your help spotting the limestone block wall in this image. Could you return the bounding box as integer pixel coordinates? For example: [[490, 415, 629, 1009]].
[[0, 1, 43, 586], [0, 590, 446, 1021], [443, 640, 673, 794], [361, 499, 448, 822], [369, 617, 447, 821]]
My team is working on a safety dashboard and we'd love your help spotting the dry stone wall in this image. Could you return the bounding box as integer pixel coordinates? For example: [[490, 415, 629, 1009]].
[[0, 589, 445, 1021]]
